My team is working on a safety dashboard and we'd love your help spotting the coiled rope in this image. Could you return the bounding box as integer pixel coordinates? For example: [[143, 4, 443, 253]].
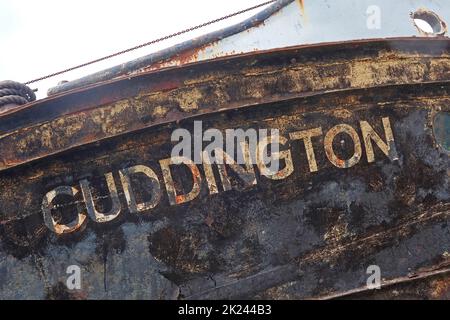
[[0, 81, 36, 108]]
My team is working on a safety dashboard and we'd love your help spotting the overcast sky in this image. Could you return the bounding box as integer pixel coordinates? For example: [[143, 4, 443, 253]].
[[0, 0, 270, 98]]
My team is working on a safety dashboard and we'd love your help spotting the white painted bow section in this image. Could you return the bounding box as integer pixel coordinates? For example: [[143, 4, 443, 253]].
[[154, 0, 449, 69]]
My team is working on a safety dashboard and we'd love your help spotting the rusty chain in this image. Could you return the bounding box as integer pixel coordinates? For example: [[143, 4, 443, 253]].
[[24, 0, 276, 85]]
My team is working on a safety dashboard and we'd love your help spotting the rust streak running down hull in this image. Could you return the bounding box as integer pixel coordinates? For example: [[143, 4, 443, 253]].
[[0, 39, 449, 299]]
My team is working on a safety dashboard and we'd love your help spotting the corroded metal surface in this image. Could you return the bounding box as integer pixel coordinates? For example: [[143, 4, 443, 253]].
[[2, 39, 450, 171], [0, 39, 449, 299]]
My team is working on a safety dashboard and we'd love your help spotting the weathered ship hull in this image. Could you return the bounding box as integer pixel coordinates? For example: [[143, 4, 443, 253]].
[[0, 39, 449, 299]]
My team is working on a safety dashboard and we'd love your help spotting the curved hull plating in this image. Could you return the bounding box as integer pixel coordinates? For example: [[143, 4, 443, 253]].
[[0, 39, 449, 299]]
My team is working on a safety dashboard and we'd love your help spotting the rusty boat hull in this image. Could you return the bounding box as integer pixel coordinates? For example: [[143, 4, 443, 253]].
[[0, 38, 450, 299]]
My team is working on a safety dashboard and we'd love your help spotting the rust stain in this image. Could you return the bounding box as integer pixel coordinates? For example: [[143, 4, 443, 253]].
[[298, 0, 304, 13], [431, 276, 450, 298], [297, 0, 307, 23], [142, 44, 209, 72], [205, 213, 214, 227]]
